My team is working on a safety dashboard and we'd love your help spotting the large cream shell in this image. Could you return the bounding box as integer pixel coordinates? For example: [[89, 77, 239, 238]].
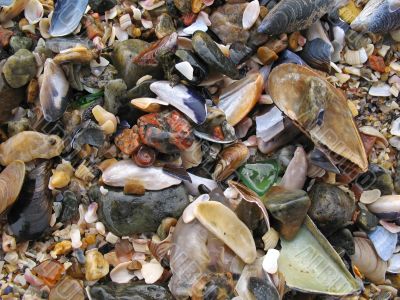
[[0, 160, 25, 214], [194, 201, 256, 264]]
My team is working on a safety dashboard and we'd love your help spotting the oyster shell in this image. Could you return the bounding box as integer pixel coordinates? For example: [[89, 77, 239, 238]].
[[268, 64, 368, 175]]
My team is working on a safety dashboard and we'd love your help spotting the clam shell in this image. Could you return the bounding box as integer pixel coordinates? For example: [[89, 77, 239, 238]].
[[110, 262, 136, 283], [350, 237, 387, 283], [388, 253, 400, 273], [368, 226, 397, 261], [242, 0, 260, 30], [213, 143, 249, 181], [300, 38, 332, 72], [102, 160, 182, 190], [368, 195, 400, 221], [268, 64, 368, 173], [49, 0, 88, 37], [258, 0, 338, 35], [0, 131, 63, 166], [182, 194, 209, 223], [218, 72, 263, 126], [24, 0, 43, 24], [40, 58, 69, 122], [194, 201, 257, 264], [0, 161, 25, 214], [351, 0, 400, 33], [150, 81, 207, 125]]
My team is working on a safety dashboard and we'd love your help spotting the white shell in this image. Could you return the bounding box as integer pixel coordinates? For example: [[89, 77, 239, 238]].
[[84, 203, 98, 224], [96, 222, 106, 235], [242, 0, 260, 30], [262, 249, 280, 274], [184, 173, 218, 196], [141, 259, 164, 284], [391, 117, 400, 136], [388, 253, 400, 273], [110, 262, 136, 283], [70, 225, 82, 249], [344, 48, 368, 65], [102, 160, 181, 190], [139, 0, 165, 10], [380, 220, 400, 234], [360, 189, 381, 205], [175, 61, 194, 80], [119, 14, 132, 31], [369, 83, 392, 97], [24, 0, 43, 24], [182, 15, 208, 35], [182, 194, 209, 223], [90, 57, 109, 77], [114, 25, 129, 41]]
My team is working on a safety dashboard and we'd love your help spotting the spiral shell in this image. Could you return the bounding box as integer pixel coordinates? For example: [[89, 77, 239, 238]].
[[133, 145, 156, 168], [0, 160, 25, 214]]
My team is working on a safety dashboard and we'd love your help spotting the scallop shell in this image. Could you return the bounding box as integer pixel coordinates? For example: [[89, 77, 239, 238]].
[[0, 161, 25, 214], [24, 0, 43, 24]]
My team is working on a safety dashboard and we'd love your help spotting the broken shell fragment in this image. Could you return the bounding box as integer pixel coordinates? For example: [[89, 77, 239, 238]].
[[194, 201, 257, 264], [242, 0, 259, 30], [213, 143, 249, 181], [0, 160, 25, 214], [53, 46, 95, 64], [110, 261, 136, 284], [0, 131, 63, 165], [102, 159, 181, 190], [131, 98, 169, 113], [262, 249, 280, 274], [368, 226, 397, 261]]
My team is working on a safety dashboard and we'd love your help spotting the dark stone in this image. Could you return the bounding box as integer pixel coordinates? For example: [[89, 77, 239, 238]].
[[89, 184, 190, 236], [0, 70, 24, 123], [328, 228, 355, 256], [90, 283, 174, 300], [59, 191, 80, 223], [356, 164, 394, 195], [308, 183, 355, 236], [89, 0, 116, 13], [10, 36, 33, 52], [356, 203, 379, 232]]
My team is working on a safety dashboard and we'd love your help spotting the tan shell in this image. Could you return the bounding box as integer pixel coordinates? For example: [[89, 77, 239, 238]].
[[213, 143, 249, 181], [0, 160, 25, 214], [130, 98, 169, 113], [0, 131, 63, 166], [53, 46, 96, 65], [194, 201, 257, 264], [0, 0, 30, 23], [268, 64, 368, 173]]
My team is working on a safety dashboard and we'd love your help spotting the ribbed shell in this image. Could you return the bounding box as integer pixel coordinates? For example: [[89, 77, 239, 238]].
[[0, 161, 25, 214]]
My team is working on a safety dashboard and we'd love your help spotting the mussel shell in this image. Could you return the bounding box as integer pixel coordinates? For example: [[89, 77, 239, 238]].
[[272, 50, 307, 68], [309, 148, 340, 174], [299, 38, 332, 73], [258, 0, 337, 35], [8, 160, 53, 241], [49, 0, 89, 37], [351, 0, 400, 34], [229, 42, 255, 65], [268, 64, 368, 173]]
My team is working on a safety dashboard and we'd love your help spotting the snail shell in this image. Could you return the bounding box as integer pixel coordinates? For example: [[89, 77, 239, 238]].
[[133, 145, 157, 168]]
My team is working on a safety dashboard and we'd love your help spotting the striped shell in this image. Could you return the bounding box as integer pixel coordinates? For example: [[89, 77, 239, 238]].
[[0, 161, 25, 214]]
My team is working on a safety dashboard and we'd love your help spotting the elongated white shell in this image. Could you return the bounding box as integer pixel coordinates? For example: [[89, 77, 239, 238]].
[[24, 0, 43, 24], [102, 160, 181, 190], [110, 262, 137, 283], [194, 201, 257, 264], [242, 0, 260, 30]]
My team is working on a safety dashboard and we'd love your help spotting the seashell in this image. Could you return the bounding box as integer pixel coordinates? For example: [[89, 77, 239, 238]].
[[279, 217, 360, 295], [40, 58, 69, 122], [0, 131, 63, 166], [175, 61, 193, 81], [300, 38, 332, 72], [182, 13, 208, 35], [2, 232, 16, 252], [242, 0, 260, 30], [110, 261, 136, 284], [84, 202, 98, 224], [75, 163, 95, 182], [70, 224, 82, 248], [24, 0, 43, 24], [389, 0, 400, 11], [184, 173, 218, 196], [256, 106, 284, 143], [123, 179, 145, 195], [119, 13, 131, 31], [102, 159, 181, 190], [339, 0, 362, 23], [331, 26, 346, 63], [182, 194, 209, 223], [359, 126, 389, 147], [92, 105, 117, 135], [175, 49, 208, 84], [388, 253, 400, 273], [280, 146, 307, 190], [351, 0, 400, 34], [380, 220, 400, 233], [262, 228, 280, 250], [262, 249, 280, 274], [49, 0, 88, 37], [308, 148, 340, 174], [268, 64, 368, 174], [360, 189, 381, 204], [390, 28, 400, 41], [258, 0, 339, 35], [130, 97, 168, 113], [368, 226, 397, 261], [368, 195, 400, 221], [350, 237, 387, 283], [132, 145, 156, 168], [53, 46, 95, 65], [213, 143, 249, 181], [344, 47, 368, 66], [49, 160, 74, 190], [39, 18, 51, 38], [218, 72, 263, 126], [369, 83, 392, 97], [194, 201, 257, 264], [141, 259, 164, 284], [181, 140, 202, 169], [8, 160, 53, 241], [85, 249, 109, 281], [0, 0, 30, 23], [150, 81, 207, 125], [0, 160, 25, 214]]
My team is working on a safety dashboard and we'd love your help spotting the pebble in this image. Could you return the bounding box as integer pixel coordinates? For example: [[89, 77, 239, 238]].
[[2, 49, 36, 88], [85, 250, 110, 281]]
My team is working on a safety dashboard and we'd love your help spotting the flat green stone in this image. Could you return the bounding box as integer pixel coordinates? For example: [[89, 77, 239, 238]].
[[238, 160, 279, 196]]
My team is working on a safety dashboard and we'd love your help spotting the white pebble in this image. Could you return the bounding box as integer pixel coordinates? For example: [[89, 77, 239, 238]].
[[360, 189, 381, 204], [70, 225, 82, 249], [106, 232, 119, 244], [99, 186, 109, 195], [223, 187, 239, 199], [262, 249, 280, 274], [96, 222, 106, 235]]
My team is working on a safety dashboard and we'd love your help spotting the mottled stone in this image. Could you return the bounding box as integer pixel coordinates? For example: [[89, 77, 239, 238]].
[[356, 203, 379, 232], [308, 183, 355, 236], [85, 250, 109, 281], [3, 49, 36, 88], [328, 228, 355, 256], [89, 184, 190, 236], [263, 187, 311, 240], [155, 13, 176, 39], [90, 283, 173, 300], [10, 36, 33, 52]]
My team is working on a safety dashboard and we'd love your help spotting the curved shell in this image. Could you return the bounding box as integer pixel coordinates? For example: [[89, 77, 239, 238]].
[[0, 160, 25, 214], [351, 0, 400, 34], [268, 64, 368, 173], [24, 0, 43, 24], [213, 143, 249, 181], [0, 131, 63, 166], [258, 0, 338, 35], [299, 38, 332, 72], [0, 0, 30, 23], [49, 0, 89, 37], [40, 59, 70, 122]]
